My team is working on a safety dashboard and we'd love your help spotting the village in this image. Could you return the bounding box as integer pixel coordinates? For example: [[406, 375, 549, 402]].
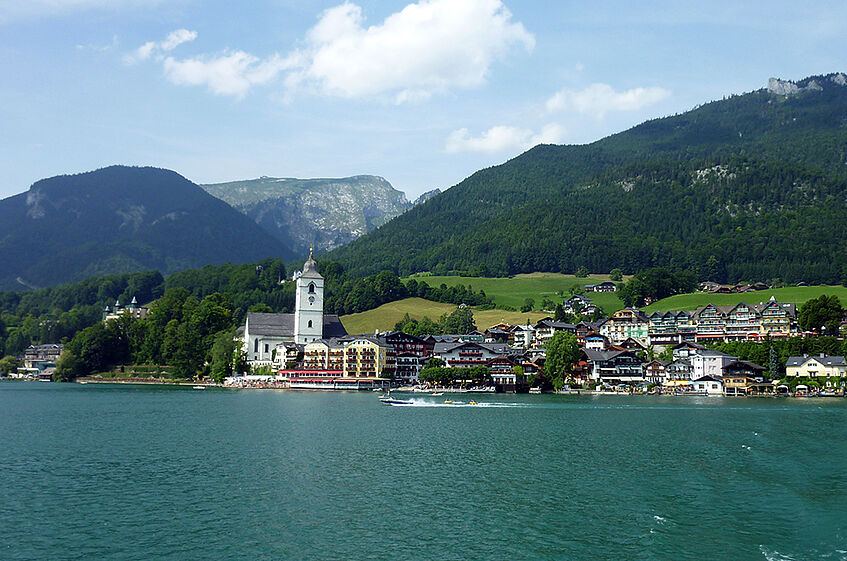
[[229, 256, 847, 397]]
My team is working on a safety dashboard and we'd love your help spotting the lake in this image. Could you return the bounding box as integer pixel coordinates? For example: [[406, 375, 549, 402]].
[[1, 382, 845, 560]]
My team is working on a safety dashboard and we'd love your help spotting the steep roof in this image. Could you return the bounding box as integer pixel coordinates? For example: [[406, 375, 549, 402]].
[[246, 312, 346, 338], [786, 355, 847, 367]]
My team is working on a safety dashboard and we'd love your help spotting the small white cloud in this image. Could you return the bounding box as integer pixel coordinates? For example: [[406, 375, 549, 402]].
[[445, 123, 565, 154], [546, 83, 671, 118], [286, 0, 535, 102], [162, 52, 293, 99], [124, 28, 197, 64]]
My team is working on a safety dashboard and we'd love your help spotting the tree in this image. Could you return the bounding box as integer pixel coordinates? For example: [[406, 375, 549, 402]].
[[208, 329, 238, 383], [0, 355, 20, 375], [798, 294, 843, 335], [248, 303, 273, 313], [520, 298, 535, 313], [440, 307, 476, 334], [575, 267, 589, 278], [609, 268, 623, 282], [544, 332, 580, 390], [53, 349, 80, 382]]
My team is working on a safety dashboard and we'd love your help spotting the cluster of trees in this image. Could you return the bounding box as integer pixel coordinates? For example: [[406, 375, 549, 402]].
[[797, 294, 844, 335], [54, 288, 246, 382], [326, 78, 847, 285], [393, 307, 477, 337], [419, 359, 490, 386], [619, 268, 698, 307]]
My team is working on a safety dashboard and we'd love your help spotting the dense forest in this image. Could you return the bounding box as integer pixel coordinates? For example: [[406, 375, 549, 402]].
[[0, 257, 492, 368], [0, 166, 296, 291], [326, 74, 847, 284]]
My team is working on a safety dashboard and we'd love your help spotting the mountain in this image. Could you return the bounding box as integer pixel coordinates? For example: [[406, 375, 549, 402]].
[[201, 175, 411, 254], [0, 166, 295, 291], [326, 73, 847, 285]]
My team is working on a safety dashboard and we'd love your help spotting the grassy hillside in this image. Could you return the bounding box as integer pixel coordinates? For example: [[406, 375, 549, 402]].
[[409, 273, 625, 313], [340, 298, 549, 335], [644, 285, 847, 312]]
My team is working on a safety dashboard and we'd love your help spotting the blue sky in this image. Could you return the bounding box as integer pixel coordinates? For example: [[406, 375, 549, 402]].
[[1, 0, 846, 200]]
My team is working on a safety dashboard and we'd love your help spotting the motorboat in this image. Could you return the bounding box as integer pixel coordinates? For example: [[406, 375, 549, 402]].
[[380, 397, 413, 405], [192, 385, 206, 390]]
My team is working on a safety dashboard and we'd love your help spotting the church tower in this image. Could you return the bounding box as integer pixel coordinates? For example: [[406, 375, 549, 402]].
[[294, 248, 324, 344]]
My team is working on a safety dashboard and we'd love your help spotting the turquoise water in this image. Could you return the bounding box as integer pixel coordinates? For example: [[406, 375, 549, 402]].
[[1, 382, 846, 560]]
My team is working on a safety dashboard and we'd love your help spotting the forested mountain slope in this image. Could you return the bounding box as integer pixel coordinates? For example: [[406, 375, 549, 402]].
[[0, 166, 295, 290], [326, 73, 847, 284]]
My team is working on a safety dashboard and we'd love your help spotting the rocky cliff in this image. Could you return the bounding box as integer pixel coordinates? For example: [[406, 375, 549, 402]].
[[201, 176, 411, 254]]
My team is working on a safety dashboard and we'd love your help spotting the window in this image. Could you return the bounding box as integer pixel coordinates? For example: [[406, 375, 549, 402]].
[[265, 344, 269, 353], [308, 282, 315, 294], [254, 339, 258, 353], [308, 320, 313, 328]]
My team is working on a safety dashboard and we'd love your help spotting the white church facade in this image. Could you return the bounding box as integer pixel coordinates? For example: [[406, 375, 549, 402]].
[[242, 251, 347, 367]]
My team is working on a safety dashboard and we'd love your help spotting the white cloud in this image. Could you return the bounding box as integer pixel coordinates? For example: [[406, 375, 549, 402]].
[[162, 52, 293, 99], [546, 83, 671, 118], [124, 28, 197, 64], [445, 123, 565, 154], [285, 0, 535, 102]]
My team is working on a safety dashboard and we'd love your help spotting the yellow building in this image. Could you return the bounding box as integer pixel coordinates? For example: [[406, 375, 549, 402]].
[[343, 336, 396, 378], [785, 354, 847, 378], [303, 339, 345, 372]]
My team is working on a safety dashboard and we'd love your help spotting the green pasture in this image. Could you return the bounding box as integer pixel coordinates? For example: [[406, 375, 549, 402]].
[[407, 272, 626, 313], [645, 285, 847, 312]]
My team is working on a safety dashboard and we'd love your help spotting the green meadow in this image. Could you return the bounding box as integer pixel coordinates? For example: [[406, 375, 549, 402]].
[[407, 272, 626, 313], [645, 285, 847, 312]]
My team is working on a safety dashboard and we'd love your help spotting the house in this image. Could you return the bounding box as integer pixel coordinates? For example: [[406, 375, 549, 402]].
[[647, 310, 695, 345], [487, 356, 528, 392], [343, 336, 396, 378], [691, 375, 724, 395], [302, 339, 345, 372], [585, 281, 617, 293], [23, 344, 63, 371], [672, 341, 708, 360], [699, 281, 721, 292], [584, 331, 609, 351], [533, 318, 576, 347], [582, 348, 645, 384], [665, 359, 693, 382], [690, 349, 737, 380], [511, 324, 536, 349], [785, 354, 847, 378], [693, 304, 729, 342], [242, 253, 347, 366], [562, 295, 593, 314], [754, 297, 797, 337], [103, 296, 150, 322], [433, 341, 511, 369], [643, 360, 669, 385], [724, 302, 762, 341], [484, 328, 511, 344], [722, 359, 766, 379], [382, 332, 429, 384], [599, 308, 649, 344]]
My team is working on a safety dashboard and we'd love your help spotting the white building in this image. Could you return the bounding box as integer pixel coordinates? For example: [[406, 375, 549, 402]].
[[242, 251, 347, 367], [691, 375, 724, 395], [689, 349, 737, 380]]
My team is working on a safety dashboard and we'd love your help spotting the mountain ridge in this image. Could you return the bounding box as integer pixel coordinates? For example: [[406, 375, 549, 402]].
[[201, 175, 411, 254], [0, 165, 295, 291], [324, 73, 847, 284]]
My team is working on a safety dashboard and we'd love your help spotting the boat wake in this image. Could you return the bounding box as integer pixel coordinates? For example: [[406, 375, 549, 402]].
[[385, 399, 528, 408]]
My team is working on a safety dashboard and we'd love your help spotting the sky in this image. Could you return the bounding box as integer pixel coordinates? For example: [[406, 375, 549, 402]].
[[1, 0, 846, 201]]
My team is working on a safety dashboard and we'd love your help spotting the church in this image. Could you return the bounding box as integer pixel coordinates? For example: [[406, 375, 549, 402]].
[[242, 251, 347, 366]]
